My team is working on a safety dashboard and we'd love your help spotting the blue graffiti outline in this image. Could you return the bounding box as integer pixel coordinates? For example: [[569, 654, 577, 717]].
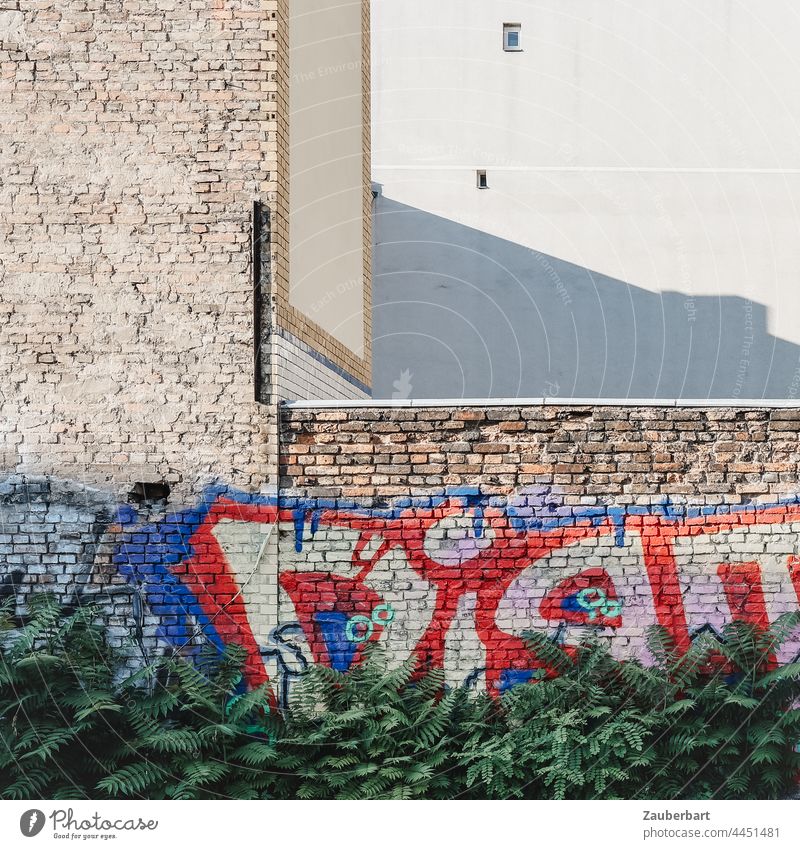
[[260, 623, 309, 709], [278, 488, 800, 552]]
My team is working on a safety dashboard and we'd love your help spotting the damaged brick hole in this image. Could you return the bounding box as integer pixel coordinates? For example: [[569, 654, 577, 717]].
[[558, 410, 593, 420], [128, 481, 171, 504]]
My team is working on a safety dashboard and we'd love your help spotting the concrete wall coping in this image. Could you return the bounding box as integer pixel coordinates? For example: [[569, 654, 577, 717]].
[[282, 397, 800, 410]]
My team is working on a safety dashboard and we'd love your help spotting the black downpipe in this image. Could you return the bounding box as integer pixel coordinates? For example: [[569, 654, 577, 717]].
[[252, 200, 263, 403]]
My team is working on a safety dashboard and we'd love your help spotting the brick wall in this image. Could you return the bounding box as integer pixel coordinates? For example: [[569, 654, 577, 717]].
[[275, 404, 800, 693], [7, 403, 800, 698], [3, 6, 799, 702], [0, 0, 282, 502], [0, 0, 372, 692], [0, 0, 370, 514]]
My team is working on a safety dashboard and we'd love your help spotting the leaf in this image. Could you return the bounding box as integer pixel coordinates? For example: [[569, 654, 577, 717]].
[[16, 653, 62, 668]]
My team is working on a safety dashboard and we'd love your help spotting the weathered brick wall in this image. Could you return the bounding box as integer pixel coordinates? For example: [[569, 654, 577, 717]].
[[0, 0, 375, 690], [5, 400, 800, 695], [276, 404, 800, 694], [0, 0, 279, 501], [0, 474, 168, 670], [3, 6, 799, 710], [280, 405, 800, 499]]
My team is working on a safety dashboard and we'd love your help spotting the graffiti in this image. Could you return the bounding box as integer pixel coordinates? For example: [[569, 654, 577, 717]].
[[573, 588, 622, 622], [5, 476, 800, 697], [104, 485, 800, 697], [345, 603, 395, 644], [260, 623, 309, 708], [0, 570, 28, 626]]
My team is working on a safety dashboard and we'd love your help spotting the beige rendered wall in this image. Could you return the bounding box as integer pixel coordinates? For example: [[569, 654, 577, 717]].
[[285, 0, 371, 390]]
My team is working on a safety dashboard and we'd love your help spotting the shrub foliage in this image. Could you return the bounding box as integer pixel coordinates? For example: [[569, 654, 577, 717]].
[[1, 595, 799, 799]]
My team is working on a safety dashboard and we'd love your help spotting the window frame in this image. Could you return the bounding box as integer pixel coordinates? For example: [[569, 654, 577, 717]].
[[503, 23, 522, 52]]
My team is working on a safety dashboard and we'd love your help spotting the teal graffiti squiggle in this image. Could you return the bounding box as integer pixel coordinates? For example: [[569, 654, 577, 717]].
[[575, 587, 622, 621], [345, 602, 395, 643]]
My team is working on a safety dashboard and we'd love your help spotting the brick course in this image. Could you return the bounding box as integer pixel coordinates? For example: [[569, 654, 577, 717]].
[[281, 406, 800, 500]]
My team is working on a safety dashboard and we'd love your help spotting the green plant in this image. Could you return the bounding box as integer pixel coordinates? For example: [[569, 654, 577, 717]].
[[97, 647, 281, 799], [460, 615, 800, 800], [0, 593, 128, 798], [0, 594, 281, 799], [3, 593, 800, 800], [460, 636, 667, 799], [640, 613, 800, 800], [275, 646, 496, 799]]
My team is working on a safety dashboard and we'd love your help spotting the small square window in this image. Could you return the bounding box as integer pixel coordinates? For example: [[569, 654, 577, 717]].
[[503, 23, 522, 51], [477, 170, 488, 189]]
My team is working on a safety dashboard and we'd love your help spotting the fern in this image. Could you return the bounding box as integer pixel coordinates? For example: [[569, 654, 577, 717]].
[[3, 593, 800, 800]]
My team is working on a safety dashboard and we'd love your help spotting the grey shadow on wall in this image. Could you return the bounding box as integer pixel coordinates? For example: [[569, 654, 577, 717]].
[[372, 196, 800, 400]]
